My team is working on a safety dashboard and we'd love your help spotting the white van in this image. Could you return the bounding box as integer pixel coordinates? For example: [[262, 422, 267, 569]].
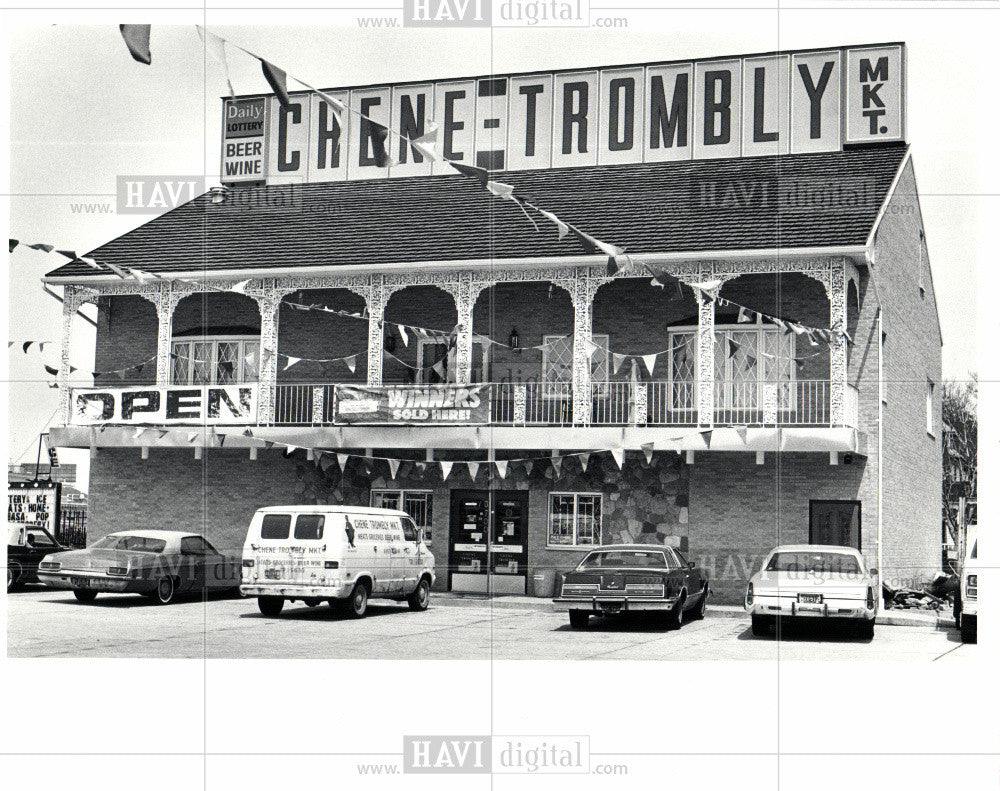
[[240, 505, 435, 618]]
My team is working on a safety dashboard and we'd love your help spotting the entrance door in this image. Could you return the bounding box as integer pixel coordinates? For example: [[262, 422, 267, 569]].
[[449, 491, 490, 593], [489, 493, 529, 595], [449, 490, 530, 594], [809, 500, 861, 550]]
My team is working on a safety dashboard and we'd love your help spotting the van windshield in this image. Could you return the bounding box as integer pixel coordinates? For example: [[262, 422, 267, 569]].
[[260, 514, 291, 540]]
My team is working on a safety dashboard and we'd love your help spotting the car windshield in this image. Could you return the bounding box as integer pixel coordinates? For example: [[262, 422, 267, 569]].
[[579, 550, 667, 569], [90, 535, 167, 553], [765, 551, 861, 574]]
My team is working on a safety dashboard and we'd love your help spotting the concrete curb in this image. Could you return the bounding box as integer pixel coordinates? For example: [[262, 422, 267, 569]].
[[432, 593, 953, 628]]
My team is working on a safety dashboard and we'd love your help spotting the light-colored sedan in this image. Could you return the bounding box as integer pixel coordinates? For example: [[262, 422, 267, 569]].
[[745, 545, 878, 638]]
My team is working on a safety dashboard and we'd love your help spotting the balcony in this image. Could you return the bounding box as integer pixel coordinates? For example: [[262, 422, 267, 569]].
[[269, 379, 859, 429]]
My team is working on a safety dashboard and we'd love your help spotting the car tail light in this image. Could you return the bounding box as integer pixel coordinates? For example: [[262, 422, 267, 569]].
[[242, 559, 255, 567], [866, 587, 875, 610], [746, 582, 754, 607], [39, 561, 60, 571], [107, 566, 129, 576], [967, 575, 977, 599], [324, 561, 339, 569]]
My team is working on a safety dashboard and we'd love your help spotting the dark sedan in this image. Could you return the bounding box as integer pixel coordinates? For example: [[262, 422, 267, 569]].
[[553, 544, 711, 629], [36, 530, 240, 604], [8, 526, 71, 592]]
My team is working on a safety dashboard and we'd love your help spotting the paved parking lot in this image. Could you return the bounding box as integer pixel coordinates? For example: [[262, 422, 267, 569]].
[[6, 586, 973, 661]]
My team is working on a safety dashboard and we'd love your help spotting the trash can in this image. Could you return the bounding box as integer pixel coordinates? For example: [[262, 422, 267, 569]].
[[532, 568, 556, 598]]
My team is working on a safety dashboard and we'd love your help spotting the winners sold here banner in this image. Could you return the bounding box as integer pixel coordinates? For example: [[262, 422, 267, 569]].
[[335, 384, 490, 425]]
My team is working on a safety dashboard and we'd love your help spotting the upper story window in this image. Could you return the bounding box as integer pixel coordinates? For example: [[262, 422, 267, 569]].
[[543, 334, 609, 387], [171, 336, 259, 385]]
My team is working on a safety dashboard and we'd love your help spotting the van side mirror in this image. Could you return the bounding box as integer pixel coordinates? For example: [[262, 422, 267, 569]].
[[687, 561, 696, 569]]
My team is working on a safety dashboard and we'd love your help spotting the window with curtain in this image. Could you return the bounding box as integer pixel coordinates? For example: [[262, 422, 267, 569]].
[[171, 337, 259, 385]]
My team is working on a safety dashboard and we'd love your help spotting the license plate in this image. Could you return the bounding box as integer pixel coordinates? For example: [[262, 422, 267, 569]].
[[599, 603, 622, 614], [264, 569, 282, 580], [76, 577, 117, 590], [798, 593, 822, 604]]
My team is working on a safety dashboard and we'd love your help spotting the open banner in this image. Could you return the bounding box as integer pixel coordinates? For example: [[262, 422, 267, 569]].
[[334, 384, 490, 425], [70, 385, 258, 425]]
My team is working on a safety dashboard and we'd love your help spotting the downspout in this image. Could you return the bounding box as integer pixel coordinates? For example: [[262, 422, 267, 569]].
[[864, 243, 885, 587]]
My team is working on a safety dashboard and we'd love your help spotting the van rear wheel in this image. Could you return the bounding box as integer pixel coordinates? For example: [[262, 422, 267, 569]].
[[347, 583, 369, 618], [408, 579, 430, 611], [258, 596, 284, 617]]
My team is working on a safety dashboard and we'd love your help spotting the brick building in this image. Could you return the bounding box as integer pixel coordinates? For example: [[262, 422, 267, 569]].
[[46, 43, 942, 602]]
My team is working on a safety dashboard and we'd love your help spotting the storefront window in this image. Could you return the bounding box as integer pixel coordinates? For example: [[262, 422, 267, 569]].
[[171, 336, 260, 385], [548, 493, 602, 547], [371, 490, 434, 543]]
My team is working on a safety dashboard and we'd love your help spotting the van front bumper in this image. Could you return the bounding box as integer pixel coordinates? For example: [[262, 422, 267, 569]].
[[241, 582, 348, 599]]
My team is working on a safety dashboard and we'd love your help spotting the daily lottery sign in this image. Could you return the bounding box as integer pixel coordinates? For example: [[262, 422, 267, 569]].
[[221, 43, 905, 186]]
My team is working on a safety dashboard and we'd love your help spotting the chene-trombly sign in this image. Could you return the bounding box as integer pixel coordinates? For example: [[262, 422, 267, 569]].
[[221, 43, 905, 185]]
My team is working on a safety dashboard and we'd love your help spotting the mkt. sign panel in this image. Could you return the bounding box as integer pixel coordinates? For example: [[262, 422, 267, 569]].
[[220, 43, 905, 185]]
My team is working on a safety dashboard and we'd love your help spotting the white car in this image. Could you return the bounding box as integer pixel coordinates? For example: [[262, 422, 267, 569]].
[[745, 545, 878, 639], [954, 527, 978, 644]]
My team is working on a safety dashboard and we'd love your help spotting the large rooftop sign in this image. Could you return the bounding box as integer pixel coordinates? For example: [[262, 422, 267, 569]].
[[221, 43, 904, 185]]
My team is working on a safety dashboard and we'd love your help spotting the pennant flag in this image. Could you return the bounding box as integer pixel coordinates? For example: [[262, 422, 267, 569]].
[[283, 356, 301, 371], [411, 121, 440, 161], [158, 430, 168, 439], [448, 161, 490, 186], [105, 262, 129, 279], [7, 342, 13, 348], [612, 353, 626, 375], [467, 461, 480, 481], [133, 427, 146, 439], [27, 243, 55, 253], [217, 433, 227, 447], [316, 90, 347, 118], [567, 225, 625, 259], [610, 448, 625, 469], [771, 317, 788, 332], [690, 279, 723, 295], [641, 442, 654, 464], [229, 279, 251, 294], [738, 306, 752, 323], [551, 456, 562, 476], [807, 330, 820, 347], [440, 460, 454, 480], [56, 249, 77, 261], [495, 460, 508, 479], [387, 458, 401, 480], [345, 355, 357, 374], [44, 364, 58, 376], [432, 360, 446, 378], [370, 122, 393, 168], [188, 432, 199, 442], [579, 453, 590, 473], [524, 460, 534, 477], [790, 322, 808, 336], [398, 325, 409, 348], [728, 338, 739, 358], [585, 339, 599, 359], [22, 341, 32, 353], [119, 24, 152, 65], [700, 429, 713, 447], [794, 358, 805, 371], [263, 441, 275, 449], [486, 180, 515, 200], [336, 453, 349, 471], [735, 426, 749, 444], [260, 59, 292, 109], [69, 366, 77, 373], [537, 208, 569, 239], [641, 354, 657, 376], [319, 454, 336, 473], [9, 239, 18, 252], [197, 26, 235, 98], [650, 277, 665, 289], [80, 257, 101, 270]]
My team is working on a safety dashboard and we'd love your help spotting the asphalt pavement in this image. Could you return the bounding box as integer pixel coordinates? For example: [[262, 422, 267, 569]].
[[5, 586, 973, 660]]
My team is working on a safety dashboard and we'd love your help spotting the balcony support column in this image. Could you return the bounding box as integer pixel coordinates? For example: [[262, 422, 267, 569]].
[[448, 272, 479, 386], [151, 282, 184, 386], [694, 278, 719, 427], [59, 285, 93, 424], [563, 270, 605, 426], [364, 275, 390, 387], [828, 261, 848, 426], [251, 280, 287, 425]]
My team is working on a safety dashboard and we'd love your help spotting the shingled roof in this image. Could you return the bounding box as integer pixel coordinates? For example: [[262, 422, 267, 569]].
[[46, 143, 907, 280]]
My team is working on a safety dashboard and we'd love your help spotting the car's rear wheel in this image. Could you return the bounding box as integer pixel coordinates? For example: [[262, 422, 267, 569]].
[[407, 578, 430, 611], [73, 588, 98, 602], [7, 565, 17, 593], [154, 576, 176, 605], [569, 610, 590, 629], [666, 592, 686, 630], [960, 616, 977, 644], [751, 614, 772, 637], [691, 586, 709, 620], [347, 582, 369, 618], [258, 596, 284, 617]]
